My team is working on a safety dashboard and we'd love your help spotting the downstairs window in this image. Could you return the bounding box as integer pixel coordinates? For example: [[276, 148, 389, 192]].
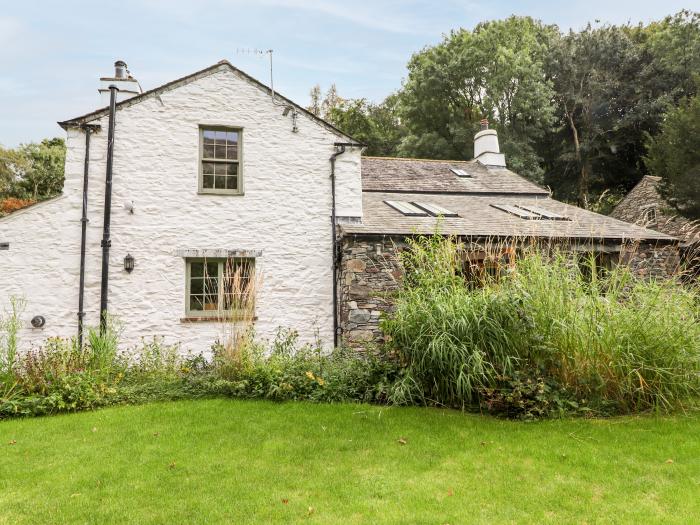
[[185, 258, 255, 318]]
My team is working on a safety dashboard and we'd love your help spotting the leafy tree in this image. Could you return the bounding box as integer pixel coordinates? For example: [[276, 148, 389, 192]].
[[646, 92, 700, 219], [326, 95, 405, 156], [0, 138, 66, 201], [397, 16, 558, 182], [19, 138, 67, 199], [545, 25, 645, 206], [0, 146, 29, 197]]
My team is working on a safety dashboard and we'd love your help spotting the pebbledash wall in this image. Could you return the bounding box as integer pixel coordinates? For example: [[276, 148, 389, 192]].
[[339, 235, 681, 347], [0, 64, 362, 352]]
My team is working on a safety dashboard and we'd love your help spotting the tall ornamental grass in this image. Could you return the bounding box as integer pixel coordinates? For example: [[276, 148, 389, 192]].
[[383, 234, 700, 414]]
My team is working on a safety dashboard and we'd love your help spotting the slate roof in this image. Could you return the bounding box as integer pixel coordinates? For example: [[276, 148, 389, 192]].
[[361, 157, 548, 195], [349, 159, 676, 243], [611, 175, 700, 246]]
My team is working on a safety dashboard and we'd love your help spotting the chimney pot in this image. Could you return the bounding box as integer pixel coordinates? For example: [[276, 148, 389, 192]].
[[114, 60, 127, 79], [480, 118, 489, 131], [99, 60, 140, 106]]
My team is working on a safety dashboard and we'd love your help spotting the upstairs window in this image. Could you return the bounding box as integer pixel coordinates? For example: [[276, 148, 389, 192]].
[[199, 127, 242, 195]]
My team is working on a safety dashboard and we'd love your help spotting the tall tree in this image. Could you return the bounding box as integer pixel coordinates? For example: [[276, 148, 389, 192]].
[[397, 16, 558, 182], [19, 138, 66, 199], [307, 84, 322, 116], [646, 91, 700, 219]]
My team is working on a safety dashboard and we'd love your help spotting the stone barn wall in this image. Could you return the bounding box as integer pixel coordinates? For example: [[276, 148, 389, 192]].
[[339, 236, 681, 348]]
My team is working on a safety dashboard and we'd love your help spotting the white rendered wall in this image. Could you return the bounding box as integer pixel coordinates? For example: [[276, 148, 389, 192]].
[[0, 65, 363, 352]]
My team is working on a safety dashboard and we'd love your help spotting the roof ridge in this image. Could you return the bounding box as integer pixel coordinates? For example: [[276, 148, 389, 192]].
[[58, 60, 359, 142], [362, 156, 473, 164]]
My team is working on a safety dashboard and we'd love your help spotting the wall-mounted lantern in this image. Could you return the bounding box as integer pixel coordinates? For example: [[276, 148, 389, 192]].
[[124, 253, 135, 273]]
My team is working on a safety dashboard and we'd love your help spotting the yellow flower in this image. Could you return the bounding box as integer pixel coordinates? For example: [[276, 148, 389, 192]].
[[316, 377, 325, 386], [305, 371, 315, 380]]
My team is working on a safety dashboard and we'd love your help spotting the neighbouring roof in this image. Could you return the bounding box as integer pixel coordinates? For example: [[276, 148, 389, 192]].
[[611, 175, 700, 245], [361, 157, 549, 195], [58, 61, 361, 144], [350, 160, 676, 243]]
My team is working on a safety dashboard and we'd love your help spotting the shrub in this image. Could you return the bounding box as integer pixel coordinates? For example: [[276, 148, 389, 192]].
[[383, 233, 700, 416], [0, 197, 36, 215]]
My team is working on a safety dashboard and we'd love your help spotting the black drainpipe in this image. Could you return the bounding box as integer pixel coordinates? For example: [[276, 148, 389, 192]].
[[77, 124, 99, 347], [99, 85, 118, 334], [329, 144, 347, 348]]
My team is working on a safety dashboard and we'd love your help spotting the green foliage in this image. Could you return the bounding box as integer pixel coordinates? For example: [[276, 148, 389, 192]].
[[0, 319, 400, 419], [210, 328, 399, 403], [397, 16, 557, 183], [0, 137, 66, 204], [383, 234, 700, 416], [646, 90, 700, 219], [312, 11, 700, 208]]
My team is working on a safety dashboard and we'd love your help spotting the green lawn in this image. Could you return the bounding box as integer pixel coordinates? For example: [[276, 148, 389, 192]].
[[1, 400, 698, 524]]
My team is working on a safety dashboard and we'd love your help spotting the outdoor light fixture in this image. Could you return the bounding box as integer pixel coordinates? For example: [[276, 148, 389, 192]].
[[124, 253, 135, 273]]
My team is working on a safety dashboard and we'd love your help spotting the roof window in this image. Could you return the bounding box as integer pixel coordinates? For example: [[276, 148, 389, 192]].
[[384, 200, 458, 218], [450, 167, 471, 177], [384, 200, 428, 216], [411, 202, 459, 217], [491, 204, 569, 221]]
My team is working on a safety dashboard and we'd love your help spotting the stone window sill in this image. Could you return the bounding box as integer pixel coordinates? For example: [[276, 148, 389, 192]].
[[180, 316, 258, 323]]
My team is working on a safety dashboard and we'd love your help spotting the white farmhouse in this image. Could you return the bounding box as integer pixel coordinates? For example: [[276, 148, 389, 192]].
[[1, 60, 363, 350], [0, 60, 679, 351]]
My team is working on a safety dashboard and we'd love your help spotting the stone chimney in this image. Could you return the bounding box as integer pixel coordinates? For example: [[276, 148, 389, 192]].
[[99, 60, 141, 106], [473, 118, 506, 167]]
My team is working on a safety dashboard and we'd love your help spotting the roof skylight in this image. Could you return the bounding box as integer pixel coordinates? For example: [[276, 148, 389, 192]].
[[491, 203, 569, 221], [450, 167, 471, 177], [384, 200, 429, 216], [514, 204, 569, 221], [412, 202, 459, 217]]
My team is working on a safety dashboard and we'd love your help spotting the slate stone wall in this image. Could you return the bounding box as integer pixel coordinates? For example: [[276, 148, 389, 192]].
[[339, 236, 681, 347]]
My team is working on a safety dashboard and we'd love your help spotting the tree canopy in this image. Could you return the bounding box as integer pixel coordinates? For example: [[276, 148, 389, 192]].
[[313, 10, 700, 213]]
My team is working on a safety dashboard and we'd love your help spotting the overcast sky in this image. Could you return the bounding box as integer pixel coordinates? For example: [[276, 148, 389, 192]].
[[1, 0, 697, 146]]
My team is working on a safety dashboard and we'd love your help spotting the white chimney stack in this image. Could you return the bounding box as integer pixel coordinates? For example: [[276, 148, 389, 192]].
[[473, 119, 506, 167], [99, 60, 141, 106]]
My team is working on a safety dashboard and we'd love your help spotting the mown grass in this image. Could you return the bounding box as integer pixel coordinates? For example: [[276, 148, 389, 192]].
[[1, 399, 699, 524]]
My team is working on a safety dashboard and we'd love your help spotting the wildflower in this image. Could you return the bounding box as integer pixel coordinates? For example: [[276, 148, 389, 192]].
[[305, 371, 315, 380]]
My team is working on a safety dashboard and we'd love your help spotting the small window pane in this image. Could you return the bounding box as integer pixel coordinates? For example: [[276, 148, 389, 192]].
[[203, 145, 215, 158], [202, 162, 215, 174], [203, 294, 218, 310], [191, 262, 204, 278], [226, 145, 238, 159], [226, 131, 238, 145], [225, 176, 237, 190], [226, 164, 238, 176], [190, 278, 204, 294], [215, 130, 226, 141], [215, 145, 226, 159], [215, 164, 228, 175], [215, 176, 227, 189], [203, 130, 216, 143], [190, 296, 204, 311], [202, 175, 214, 188], [205, 262, 218, 277]]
